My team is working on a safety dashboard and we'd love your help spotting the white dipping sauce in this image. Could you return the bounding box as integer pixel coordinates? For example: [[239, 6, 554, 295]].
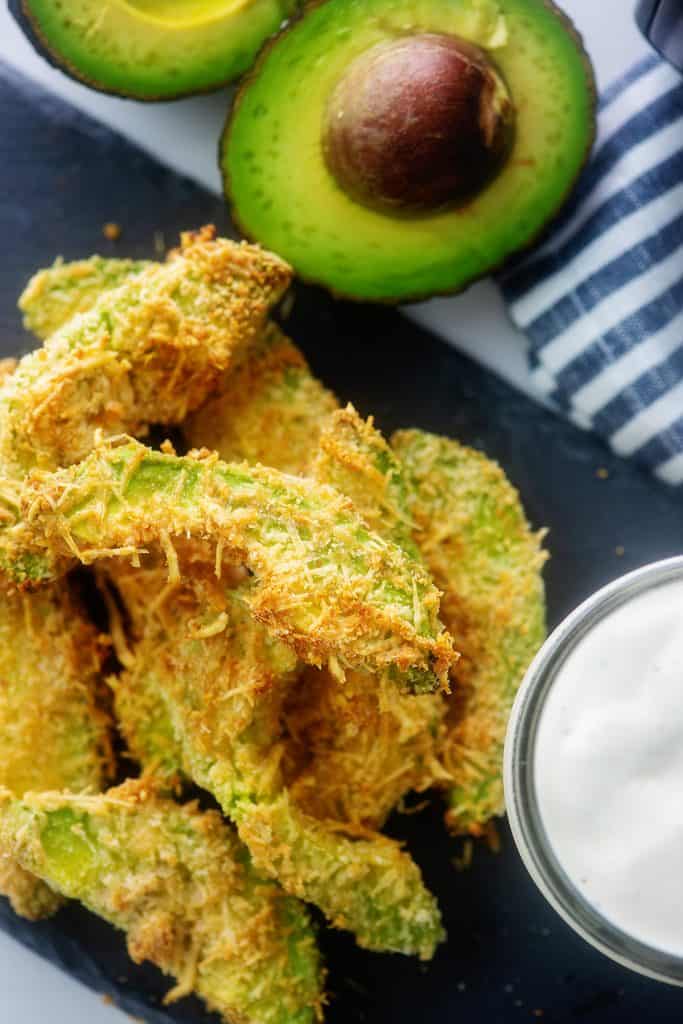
[[535, 577, 683, 957]]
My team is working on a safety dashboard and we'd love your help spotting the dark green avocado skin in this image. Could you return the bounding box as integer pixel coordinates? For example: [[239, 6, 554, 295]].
[[8, 1, 66, 82], [222, 0, 597, 304]]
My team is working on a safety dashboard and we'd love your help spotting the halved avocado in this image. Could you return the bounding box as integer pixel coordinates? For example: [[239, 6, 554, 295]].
[[223, 0, 596, 302], [10, 0, 298, 100]]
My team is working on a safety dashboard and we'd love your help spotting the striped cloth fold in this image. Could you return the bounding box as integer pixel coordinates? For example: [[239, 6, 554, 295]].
[[501, 55, 683, 485]]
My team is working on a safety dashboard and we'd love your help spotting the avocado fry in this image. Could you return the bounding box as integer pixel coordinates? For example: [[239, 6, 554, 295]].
[[2, 439, 454, 692], [99, 563, 182, 783], [18, 265, 337, 475], [105, 562, 291, 794], [283, 662, 447, 832], [186, 323, 338, 474], [17, 263, 335, 471], [1, 227, 291, 476], [0, 233, 289, 921], [0, 584, 111, 920], [0, 779, 324, 1024], [284, 406, 449, 829], [393, 430, 547, 835], [191, 380, 451, 829], [0, 357, 112, 921], [19, 256, 151, 341], [312, 404, 420, 560], [9, 258, 448, 950], [107, 567, 444, 959]]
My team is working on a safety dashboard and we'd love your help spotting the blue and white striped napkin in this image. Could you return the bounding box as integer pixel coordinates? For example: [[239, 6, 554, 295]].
[[501, 55, 683, 485]]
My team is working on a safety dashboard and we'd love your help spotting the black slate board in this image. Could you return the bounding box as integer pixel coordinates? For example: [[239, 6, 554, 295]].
[[1, 60, 682, 1024]]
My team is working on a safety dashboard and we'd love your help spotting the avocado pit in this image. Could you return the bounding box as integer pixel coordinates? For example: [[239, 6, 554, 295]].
[[322, 33, 514, 213]]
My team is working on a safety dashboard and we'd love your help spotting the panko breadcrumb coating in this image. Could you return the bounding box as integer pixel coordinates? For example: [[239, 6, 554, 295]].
[[2, 227, 290, 475], [313, 404, 421, 560], [0, 359, 18, 387], [0, 584, 111, 919], [283, 666, 447, 830], [107, 568, 443, 958], [190, 370, 452, 828], [1, 438, 454, 691], [19, 257, 151, 341], [18, 258, 336, 477], [0, 229, 550, 1020], [285, 406, 450, 829], [185, 323, 338, 473], [0, 240, 331, 1016], [393, 430, 547, 835], [0, 356, 112, 922], [0, 780, 324, 1024]]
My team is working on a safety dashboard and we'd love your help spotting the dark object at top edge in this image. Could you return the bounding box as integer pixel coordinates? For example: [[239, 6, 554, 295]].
[[636, 0, 683, 72]]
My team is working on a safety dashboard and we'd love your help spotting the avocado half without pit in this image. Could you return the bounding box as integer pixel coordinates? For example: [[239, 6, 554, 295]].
[[223, 0, 596, 303], [9, 0, 298, 100]]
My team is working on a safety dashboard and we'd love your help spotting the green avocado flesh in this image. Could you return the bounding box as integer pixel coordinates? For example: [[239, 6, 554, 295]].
[[18, 0, 297, 99], [223, 0, 596, 301]]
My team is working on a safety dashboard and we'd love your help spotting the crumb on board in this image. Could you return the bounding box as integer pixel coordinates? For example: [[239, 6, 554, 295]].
[[452, 839, 473, 872], [484, 819, 501, 853], [102, 994, 114, 1006], [154, 230, 166, 256], [595, 467, 609, 480], [615, 545, 625, 557], [103, 222, 122, 241], [532, 1011, 544, 1018], [279, 290, 295, 320]]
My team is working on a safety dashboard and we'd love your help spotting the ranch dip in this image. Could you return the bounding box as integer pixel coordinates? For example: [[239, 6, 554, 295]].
[[505, 558, 683, 981], [534, 574, 683, 957]]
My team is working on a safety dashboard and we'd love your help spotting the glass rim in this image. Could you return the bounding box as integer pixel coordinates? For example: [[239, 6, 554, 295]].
[[504, 555, 683, 987]]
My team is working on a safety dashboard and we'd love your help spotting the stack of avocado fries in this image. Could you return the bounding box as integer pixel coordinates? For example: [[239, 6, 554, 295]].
[[0, 227, 546, 1021]]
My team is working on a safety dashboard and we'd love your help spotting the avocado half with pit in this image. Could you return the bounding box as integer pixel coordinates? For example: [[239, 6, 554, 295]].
[[9, 0, 298, 100], [223, 0, 596, 302]]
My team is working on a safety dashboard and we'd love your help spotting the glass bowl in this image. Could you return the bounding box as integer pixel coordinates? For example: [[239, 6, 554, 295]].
[[504, 556, 683, 986]]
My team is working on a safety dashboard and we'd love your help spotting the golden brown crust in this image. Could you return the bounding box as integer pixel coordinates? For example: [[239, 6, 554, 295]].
[[0, 359, 18, 387], [192, 388, 450, 828], [186, 323, 338, 475], [1, 228, 292, 475], [0, 587, 112, 797], [0, 779, 324, 1023], [283, 666, 448, 829], [19, 257, 150, 340], [0, 858, 62, 920], [0, 583, 112, 918], [393, 429, 547, 834]]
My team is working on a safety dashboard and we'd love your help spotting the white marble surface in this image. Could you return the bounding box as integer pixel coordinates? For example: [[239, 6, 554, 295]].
[[0, 3, 650, 1021]]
